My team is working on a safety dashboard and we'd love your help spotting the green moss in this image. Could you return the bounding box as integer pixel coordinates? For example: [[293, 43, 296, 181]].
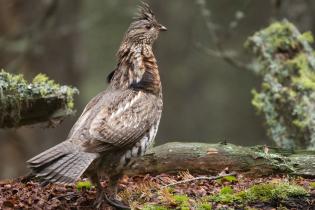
[[289, 53, 315, 90], [223, 175, 237, 183], [216, 175, 238, 184], [245, 21, 299, 58], [243, 183, 277, 202], [0, 69, 26, 92], [299, 31, 314, 43], [66, 87, 78, 110], [32, 73, 50, 83], [275, 183, 308, 198], [76, 180, 92, 191], [243, 183, 307, 202], [173, 194, 189, 203], [220, 186, 234, 194], [206, 183, 307, 205], [261, 82, 271, 91], [263, 22, 297, 50], [139, 182, 308, 209], [292, 119, 307, 129], [208, 186, 242, 204], [143, 205, 169, 210], [251, 89, 264, 113], [173, 194, 190, 209], [246, 20, 315, 149], [196, 203, 212, 210], [143, 194, 190, 210], [309, 182, 315, 189], [0, 69, 78, 127], [32, 73, 62, 96]]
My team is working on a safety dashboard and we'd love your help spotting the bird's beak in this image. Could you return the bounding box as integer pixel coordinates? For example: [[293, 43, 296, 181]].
[[159, 24, 167, 31]]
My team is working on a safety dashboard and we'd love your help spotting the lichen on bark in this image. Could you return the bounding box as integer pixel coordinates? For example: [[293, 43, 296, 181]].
[[0, 70, 79, 128], [246, 20, 315, 150]]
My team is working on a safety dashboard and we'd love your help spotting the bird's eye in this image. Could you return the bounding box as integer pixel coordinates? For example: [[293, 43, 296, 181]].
[[145, 25, 152, 30]]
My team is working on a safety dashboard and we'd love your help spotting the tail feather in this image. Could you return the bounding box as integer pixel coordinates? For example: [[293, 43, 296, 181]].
[[56, 153, 97, 184], [47, 154, 81, 183], [66, 153, 97, 180], [38, 153, 78, 178], [27, 141, 98, 184], [27, 143, 71, 165], [28, 153, 66, 168]]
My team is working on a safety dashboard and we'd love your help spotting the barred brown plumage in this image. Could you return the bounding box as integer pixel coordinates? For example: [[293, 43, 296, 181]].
[[26, 2, 166, 209]]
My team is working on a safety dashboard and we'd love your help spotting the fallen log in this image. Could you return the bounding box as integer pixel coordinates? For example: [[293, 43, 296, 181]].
[[126, 142, 315, 178]]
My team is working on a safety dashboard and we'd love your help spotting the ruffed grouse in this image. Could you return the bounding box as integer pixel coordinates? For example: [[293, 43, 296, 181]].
[[27, 2, 166, 209]]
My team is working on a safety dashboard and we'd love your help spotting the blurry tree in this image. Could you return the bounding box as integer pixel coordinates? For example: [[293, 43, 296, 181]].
[[247, 21, 315, 150], [0, 0, 82, 178]]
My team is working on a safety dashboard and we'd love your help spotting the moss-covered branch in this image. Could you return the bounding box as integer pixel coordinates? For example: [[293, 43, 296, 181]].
[[246, 20, 315, 150], [0, 70, 78, 128], [125, 142, 315, 178]]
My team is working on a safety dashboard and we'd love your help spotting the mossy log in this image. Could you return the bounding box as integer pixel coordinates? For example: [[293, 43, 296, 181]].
[[126, 142, 315, 178], [0, 71, 78, 128]]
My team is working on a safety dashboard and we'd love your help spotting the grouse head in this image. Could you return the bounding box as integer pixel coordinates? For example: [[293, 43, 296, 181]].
[[123, 2, 167, 46]]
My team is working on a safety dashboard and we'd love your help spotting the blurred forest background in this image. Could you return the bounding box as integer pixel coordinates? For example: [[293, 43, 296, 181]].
[[0, 0, 315, 179]]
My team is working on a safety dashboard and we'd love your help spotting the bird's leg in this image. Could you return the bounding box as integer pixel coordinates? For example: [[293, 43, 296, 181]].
[[104, 174, 130, 210], [89, 172, 106, 209], [94, 182, 106, 209]]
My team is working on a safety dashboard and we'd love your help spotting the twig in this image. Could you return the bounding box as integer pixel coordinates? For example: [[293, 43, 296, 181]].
[[196, 43, 253, 71], [195, 0, 253, 71], [55, 192, 79, 200], [161, 172, 237, 189]]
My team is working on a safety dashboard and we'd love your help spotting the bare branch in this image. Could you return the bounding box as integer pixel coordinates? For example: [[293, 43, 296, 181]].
[[195, 0, 253, 71]]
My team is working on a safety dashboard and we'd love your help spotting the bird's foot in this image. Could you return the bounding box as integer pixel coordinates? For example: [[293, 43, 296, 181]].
[[94, 190, 130, 210], [104, 193, 130, 210], [94, 190, 105, 209]]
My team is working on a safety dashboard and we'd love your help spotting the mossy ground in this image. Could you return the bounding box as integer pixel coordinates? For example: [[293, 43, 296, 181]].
[[137, 177, 310, 210], [1, 173, 313, 209]]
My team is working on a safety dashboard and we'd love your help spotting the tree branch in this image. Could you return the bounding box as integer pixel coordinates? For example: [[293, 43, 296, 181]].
[[0, 71, 78, 128]]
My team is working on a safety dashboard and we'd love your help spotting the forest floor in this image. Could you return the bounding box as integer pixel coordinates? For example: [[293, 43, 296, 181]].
[[0, 172, 314, 210]]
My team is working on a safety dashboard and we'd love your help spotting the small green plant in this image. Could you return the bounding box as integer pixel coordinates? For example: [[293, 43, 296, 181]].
[[220, 186, 234, 194], [208, 186, 242, 204], [76, 180, 92, 191], [196, 202, 212, 210], [173, 194, 190, 210], [216, 175, 238, 184], [142, 205, 169, 210], [223, 175, 237, 182]]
